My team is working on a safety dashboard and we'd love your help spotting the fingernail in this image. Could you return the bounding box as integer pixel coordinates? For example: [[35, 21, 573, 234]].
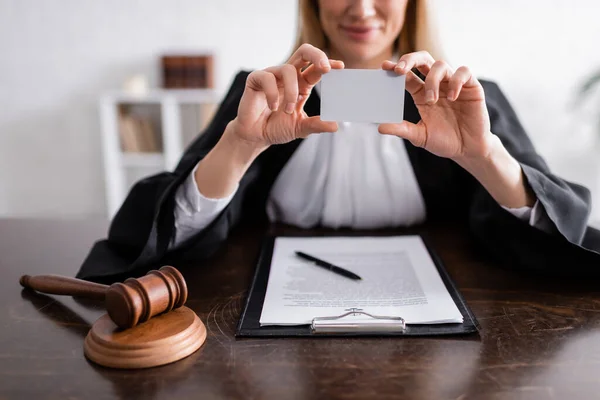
[[396, 61, 406, 70], [285, 102, 295, 114], [426, 90, 435, 103], [320, 60, 330, 69], [298, 94, 304, 102], [447, 90, 455, 101], [270, 102, 278, 111]]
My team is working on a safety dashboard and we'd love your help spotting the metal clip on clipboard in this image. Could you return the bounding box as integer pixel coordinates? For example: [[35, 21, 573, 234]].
[[311, 308, 406, 334]]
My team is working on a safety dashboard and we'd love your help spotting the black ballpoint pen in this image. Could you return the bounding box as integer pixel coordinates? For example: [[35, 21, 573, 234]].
[[295, 251, 362, 280]]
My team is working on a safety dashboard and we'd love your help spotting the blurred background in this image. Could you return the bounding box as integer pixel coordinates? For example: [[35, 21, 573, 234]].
[[1, 0, 600, 227]]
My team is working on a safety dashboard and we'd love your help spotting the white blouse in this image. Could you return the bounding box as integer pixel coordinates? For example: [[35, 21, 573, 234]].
[[265, 122, 426, 229], [172, 123, 549, 248]]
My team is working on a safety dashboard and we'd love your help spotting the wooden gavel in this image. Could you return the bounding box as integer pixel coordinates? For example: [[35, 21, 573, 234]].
[[19, 266, 188, 329]]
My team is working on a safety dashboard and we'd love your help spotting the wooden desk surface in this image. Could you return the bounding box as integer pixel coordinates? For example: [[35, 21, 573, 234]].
[[1, 218, 600, 400]]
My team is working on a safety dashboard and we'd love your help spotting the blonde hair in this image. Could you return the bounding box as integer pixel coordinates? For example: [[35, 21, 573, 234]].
[[293, 0, 442, 60]]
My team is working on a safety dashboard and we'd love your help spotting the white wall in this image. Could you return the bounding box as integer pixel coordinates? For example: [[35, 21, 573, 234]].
[[1, 0, 600, 223], [433, 0, 600, 226], [0, 0, 298, 218]]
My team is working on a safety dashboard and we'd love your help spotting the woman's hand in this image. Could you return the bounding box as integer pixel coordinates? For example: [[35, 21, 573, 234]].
[[193, 44, 343, 200], [379, 51, 493, 163], [227, 44, 344, 150], [379, 51, 536, 208]]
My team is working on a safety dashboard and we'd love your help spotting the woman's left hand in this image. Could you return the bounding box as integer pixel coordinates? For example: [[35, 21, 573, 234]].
[[380, 51, 536, 209], [379, 51, 493, 163]]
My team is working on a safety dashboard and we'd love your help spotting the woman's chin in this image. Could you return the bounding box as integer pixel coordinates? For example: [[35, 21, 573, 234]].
[[338, 45, 389, 67]]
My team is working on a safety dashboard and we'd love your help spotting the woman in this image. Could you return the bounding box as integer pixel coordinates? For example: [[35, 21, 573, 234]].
[[78, 0, 600, 282]]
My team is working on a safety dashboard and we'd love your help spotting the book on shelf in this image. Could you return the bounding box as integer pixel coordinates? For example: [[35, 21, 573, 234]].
[[161, 54, 214, 89], [118, 112, 160, 153]]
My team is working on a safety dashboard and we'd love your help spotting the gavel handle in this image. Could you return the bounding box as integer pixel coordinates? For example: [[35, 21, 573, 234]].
[[20, 274, 108, 300]]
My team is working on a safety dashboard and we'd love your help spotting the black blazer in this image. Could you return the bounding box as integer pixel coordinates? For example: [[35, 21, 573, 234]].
[[77, 71, 600, 282]]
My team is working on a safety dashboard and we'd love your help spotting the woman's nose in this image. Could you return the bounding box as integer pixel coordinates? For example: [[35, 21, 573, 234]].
[[347, 0, 376, 19]]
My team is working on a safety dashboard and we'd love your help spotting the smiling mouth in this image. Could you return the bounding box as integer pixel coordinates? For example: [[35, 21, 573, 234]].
[[340, 25, 381, 41]]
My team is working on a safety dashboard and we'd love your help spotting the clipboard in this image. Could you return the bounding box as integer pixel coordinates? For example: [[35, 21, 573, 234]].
[[236, 235, 480, 337]]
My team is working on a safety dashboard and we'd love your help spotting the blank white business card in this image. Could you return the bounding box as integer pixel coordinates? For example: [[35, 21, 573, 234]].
[[320, 69, 405, 123]]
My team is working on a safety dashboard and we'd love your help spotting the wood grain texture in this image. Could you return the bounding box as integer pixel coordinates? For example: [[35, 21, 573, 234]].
[[19, 274, 108, 299], [3, 218, 600, 399], [84, 306, 206, 369], [20, 265, 188, 330], [105, 265, 188, 329]]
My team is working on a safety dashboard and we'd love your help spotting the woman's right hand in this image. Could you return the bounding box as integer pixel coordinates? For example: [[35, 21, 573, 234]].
[[226, 44, 344, 149], [193, 45, 343, 200]]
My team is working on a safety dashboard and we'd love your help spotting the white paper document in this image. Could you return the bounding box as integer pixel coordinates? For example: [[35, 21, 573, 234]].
[[320, 69, 405, 123], [259, 236, 463, 326]]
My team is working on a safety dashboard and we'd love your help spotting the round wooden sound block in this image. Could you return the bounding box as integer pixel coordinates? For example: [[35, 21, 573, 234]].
[[84, 306, 206, 369]]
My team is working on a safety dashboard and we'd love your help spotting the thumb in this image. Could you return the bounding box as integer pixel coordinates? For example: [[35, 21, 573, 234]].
[[378, 121, 428, 148], [297, 116, 338, 138]]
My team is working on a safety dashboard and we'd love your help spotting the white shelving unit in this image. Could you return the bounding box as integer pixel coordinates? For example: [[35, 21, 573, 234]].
[[99, 89, 218, 218]]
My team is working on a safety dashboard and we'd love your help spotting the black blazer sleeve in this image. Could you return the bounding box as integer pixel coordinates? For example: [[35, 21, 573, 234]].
[[469, 81, 600, 275], [77, 71, 274, 282]]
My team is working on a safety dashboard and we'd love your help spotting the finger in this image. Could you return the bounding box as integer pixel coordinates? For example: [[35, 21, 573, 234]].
[[391, 51, 435, 77], [378, 121, 428, 148], [265, 64, 299, 114], [447, 66, 476, 101], [301, 59, 344, 89], [383, 60, 425, 95], [381, 60, 398, 71], [424, 60, 453, 104], [297, 116, 338, 138], [287, 43, 330, 73], [246, 70, 279, 111], [297, 59, 344, 110], [329, 59, 344, 69], [382, 59, 428, 76]]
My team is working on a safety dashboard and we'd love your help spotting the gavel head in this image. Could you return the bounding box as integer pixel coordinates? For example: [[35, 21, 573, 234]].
[[105, 266, 188, 329]]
